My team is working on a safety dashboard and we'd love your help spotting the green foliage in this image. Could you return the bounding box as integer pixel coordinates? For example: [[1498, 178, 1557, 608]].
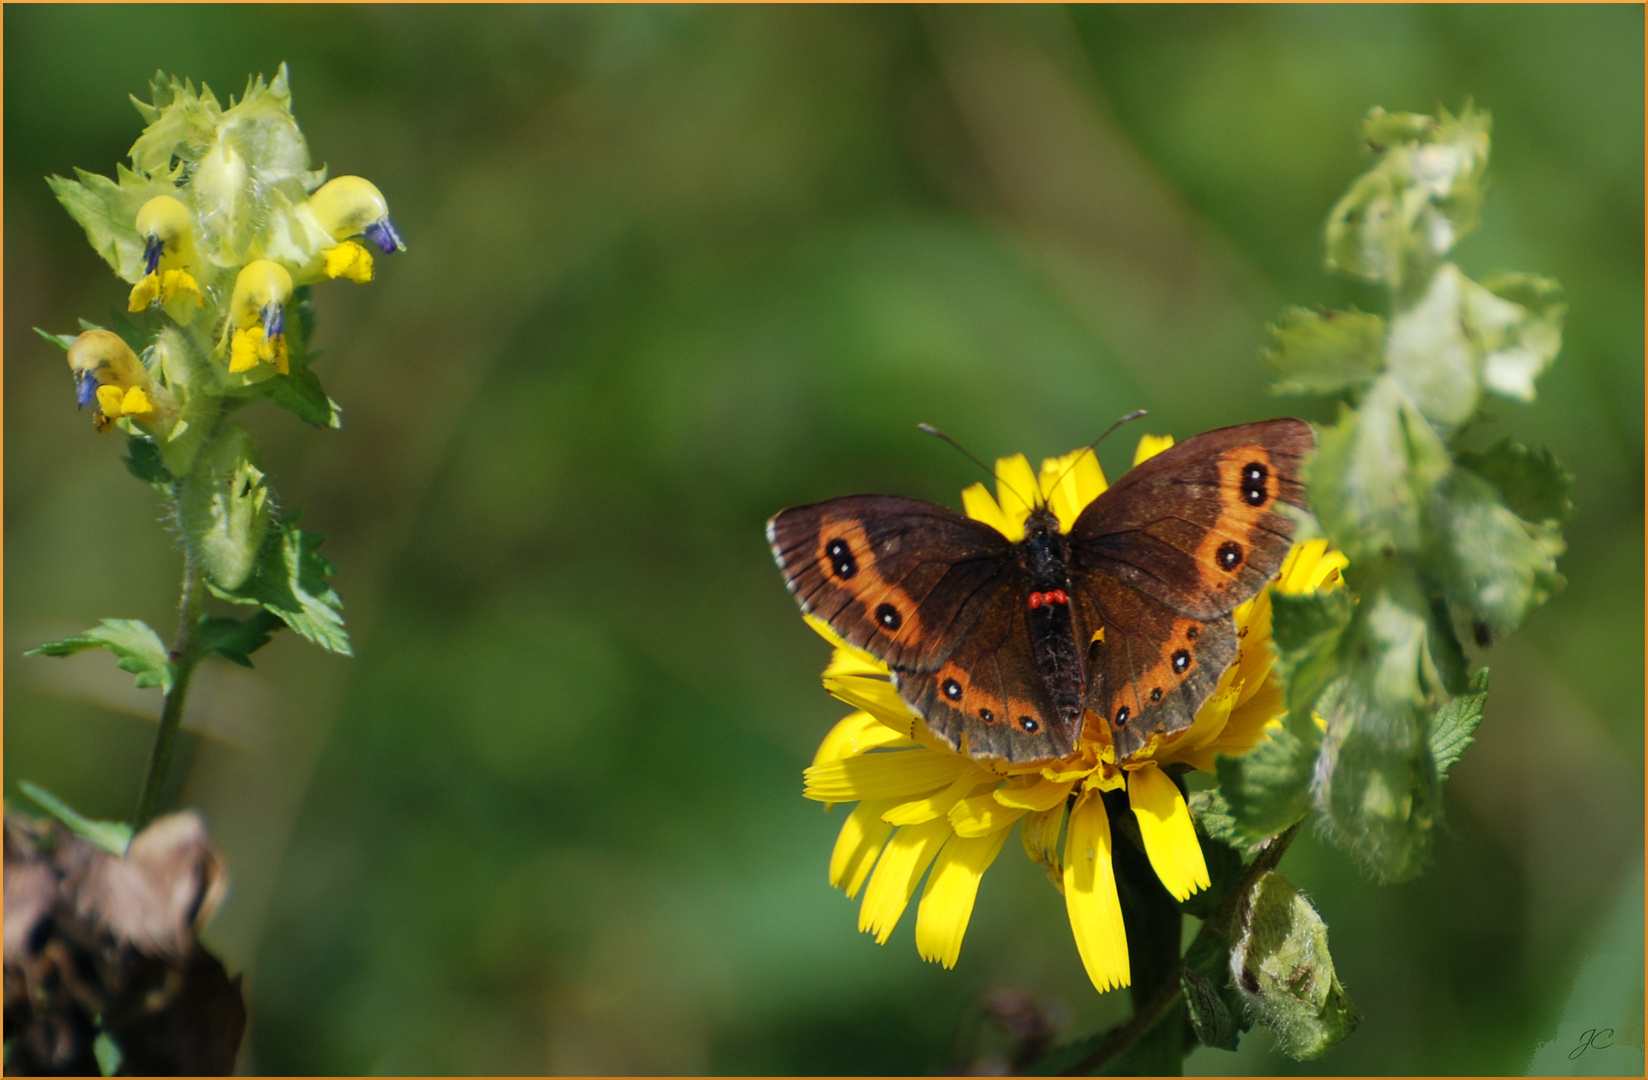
[[1229, 872, 1359, 1059], [17, 781, 134, 856], [27, 618, 175, 694], [1248, 104, 1569, 880], [195, 610, 284, 668], [179, 424, 272, 591], [208, 519, 351, 656], [1180, 933, 1246, 1051], [1429, 668, 1489, 778]]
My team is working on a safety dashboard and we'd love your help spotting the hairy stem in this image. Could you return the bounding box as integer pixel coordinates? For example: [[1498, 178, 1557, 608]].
[[132, 507, 206, 829]]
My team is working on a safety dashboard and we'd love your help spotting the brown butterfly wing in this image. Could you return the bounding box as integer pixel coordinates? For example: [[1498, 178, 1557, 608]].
[[1069, 419, 1314, 758], [896, 586, 1084, 765], [766, 495, 1015, 673]]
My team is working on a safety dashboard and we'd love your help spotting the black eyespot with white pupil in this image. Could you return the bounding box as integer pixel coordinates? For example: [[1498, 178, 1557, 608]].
[[1114, 706, 1130, 727], [876, 603, 901, 630], [1241, 461, 1269, 506], [979, 708, 995, 724], [1217, 541, 1243, 571], [1172, 649, 1191, 674], [825, 538, 857, 579], [1150, 687, 1163, 703], [1018, 716, 1039, 733], [942, 678, 962, 700]]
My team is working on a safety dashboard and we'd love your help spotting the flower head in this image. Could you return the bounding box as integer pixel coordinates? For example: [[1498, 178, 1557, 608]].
[[128, 196, 204, 320], [66, 330, 166, 434], [225, 260, 293, 374], [798, 436, 1345, 992]]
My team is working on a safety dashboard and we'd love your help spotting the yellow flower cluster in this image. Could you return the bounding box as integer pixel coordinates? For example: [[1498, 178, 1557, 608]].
[[799, 437, 1346, 993]]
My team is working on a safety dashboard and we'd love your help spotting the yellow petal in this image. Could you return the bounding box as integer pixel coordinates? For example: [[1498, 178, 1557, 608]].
[[883, 768, 997, 826], [128, 272, 161, 313], [858, 817, 951, 943], [229, 327, 263, 373], [915, 827, 1012, 968], [1063, 790, 1130, 992], [1277, 539, 1348, 595], [961, 481, 1015, 539], [120, 386, 155, 417], [1039, 448, 1107, 532], [804, 749, 972, 803], [1021, 804, 1065, 885], [822, 668, 919, 732], [323, 241, 375, 283], [949, 790, 1027, 838], [830, 798, 899, 898], [95, 384, 126, 416], [1126, 762, 1210, 901], [994, 774, 1075, 812], [1132, 433, 1176, 466], [993, 454, 1039, 537], [813, 710, 915, 766]]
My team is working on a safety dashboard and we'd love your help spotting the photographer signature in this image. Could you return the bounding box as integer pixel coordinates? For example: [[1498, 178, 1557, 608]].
[[1569, 1027, 1614, 1060]]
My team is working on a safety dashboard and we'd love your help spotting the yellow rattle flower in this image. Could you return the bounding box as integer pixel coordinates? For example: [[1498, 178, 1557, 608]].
[[127, 196, 204, 320], [306, 175, 405, 283], [226, 260, 294, 375], [66, 329, 161, 433]]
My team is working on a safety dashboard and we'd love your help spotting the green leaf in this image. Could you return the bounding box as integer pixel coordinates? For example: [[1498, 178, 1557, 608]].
[[1181, 966, 1239, 1052], [1187, 788, 1244, 852], [94, 1031, 124, 1078], [1265, 307, 1386, 398], [264, 366, 342, 428], [1324, 104, 1490, 290], [1457, 439, 1572, 525], [47, 164, 176, 282], [1180, 807, 1248, 920], [179, 425, 272, 591], [1385, 263, 1483, 429], [26, 618, 175, 694], [194, 610, 284, 667], [1426, 466, 1565, 640], [1430, 668, 1489, 779], [1309, 376, 1451, 561], [34, 326, 77, 351], [1473, 272, 1565, 404], [1229, 872, 1359, 1060], [1270, 589, 1354, 668], [17, 780, 132, 856], [207, 518, 351, 655], [1214, 724, 1318, 843], [122, 435, 175, 489]]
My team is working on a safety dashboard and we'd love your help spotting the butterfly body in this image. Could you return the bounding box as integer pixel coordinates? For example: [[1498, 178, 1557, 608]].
[[768, 420, 1314, 766]]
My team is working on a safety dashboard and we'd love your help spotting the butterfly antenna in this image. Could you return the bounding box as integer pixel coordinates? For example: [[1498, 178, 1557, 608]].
[[1044, 408, 1151, 494], [917, 423, 1036, 508]]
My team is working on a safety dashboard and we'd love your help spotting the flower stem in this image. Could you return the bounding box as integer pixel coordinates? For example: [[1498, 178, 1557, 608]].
[[132, 517, 205, 830], [1055, 822, 1304, 1076]]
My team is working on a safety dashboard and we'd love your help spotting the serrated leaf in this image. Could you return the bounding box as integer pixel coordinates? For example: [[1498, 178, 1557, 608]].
[[1180, 808, 1248, 920], [194, 610, 283, 667], [1270, 590, 1354, 666], [1214, 725, 1317, 843], [1309, 376, 1451, 561], [1426, 466, 1565, 640], [207, 519, 351, 655], [1187, 789, 1244, 853], [47, 164, 176, 282], [1181, 931, 1250, 1051], [1266, 307, 1386, 397], [1430, 668, 1489, 778], [27, 618, 175, 694], [1473, 272, 1565, 404], [264, 366, 342, 428], [1385, 263, 1482, 429], [17, 781, 134, 856], [1181, 966, 1239, 1051], [123, 435, 175, 489], [1457, 439, 1572, 525]]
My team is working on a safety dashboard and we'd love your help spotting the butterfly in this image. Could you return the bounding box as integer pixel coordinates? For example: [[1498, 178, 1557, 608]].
[[767, 420, 1315, 765]]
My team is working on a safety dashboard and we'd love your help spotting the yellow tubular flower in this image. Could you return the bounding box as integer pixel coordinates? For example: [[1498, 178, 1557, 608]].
[[226, 260, 294, 374], [797, 434, 1348, 994], [67, 329, 161, 432], [128, 196, 203, 318], [307, 176, 404, 280]]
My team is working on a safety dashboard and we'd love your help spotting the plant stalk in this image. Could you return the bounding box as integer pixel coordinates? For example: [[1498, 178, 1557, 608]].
[[132, 520, 205, 830]]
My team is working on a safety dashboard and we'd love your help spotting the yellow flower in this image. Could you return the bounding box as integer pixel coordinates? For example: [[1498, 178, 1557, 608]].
[[798, 436, 1346, 992], [224, 260, 293, 374], [306, 175, 403, 280], [66, 329, 164, 433], [322, 240, 374, 283], [127, 196, 204, 320]]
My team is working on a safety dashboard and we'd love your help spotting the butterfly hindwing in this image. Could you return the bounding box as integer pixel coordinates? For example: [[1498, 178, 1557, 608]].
[[766, 495, 1015, 672], [897, 585, 1083, 765]]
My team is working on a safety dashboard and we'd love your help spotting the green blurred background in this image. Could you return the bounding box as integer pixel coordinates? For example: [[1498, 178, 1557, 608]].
[[6, 5, 1642, 1075]]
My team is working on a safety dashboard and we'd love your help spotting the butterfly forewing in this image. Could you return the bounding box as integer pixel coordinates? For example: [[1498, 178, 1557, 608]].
[[766, 495, 1015, 673]]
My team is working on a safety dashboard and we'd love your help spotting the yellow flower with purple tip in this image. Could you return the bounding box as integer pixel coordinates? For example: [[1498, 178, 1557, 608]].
[[799, 436, 1346, 992], [306, 175, 404, 283], [127, 196, 203, 320], [66, 329, 163, 433], [225, 260, 293, 375]]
